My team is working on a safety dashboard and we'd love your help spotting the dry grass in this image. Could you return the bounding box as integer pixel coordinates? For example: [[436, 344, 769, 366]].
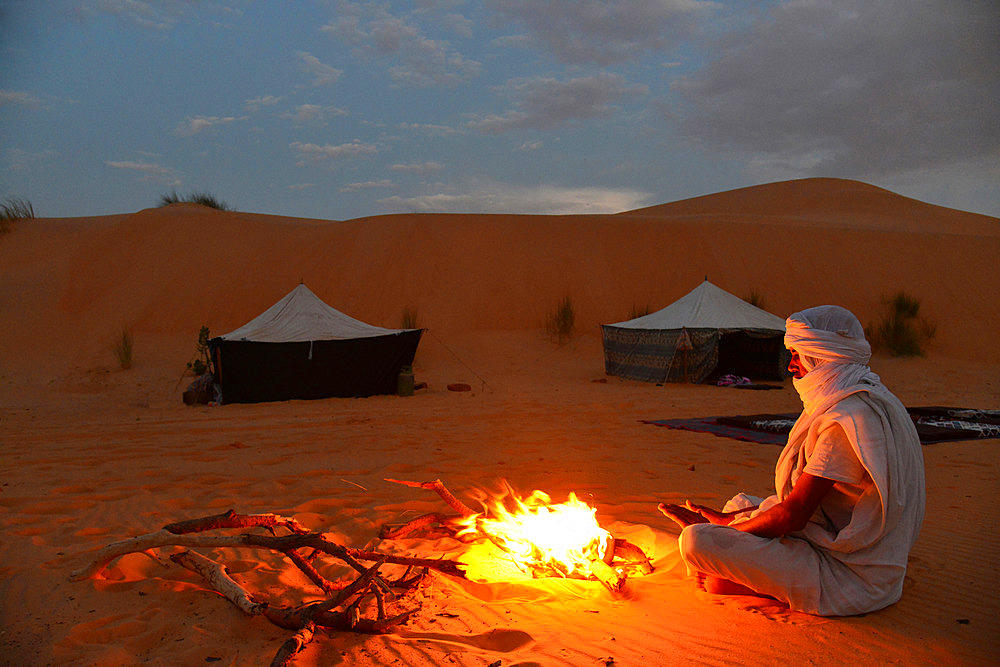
[[546, 296, 576, 344], [159, 190, 233, 211], [866, 292, 936, 356], [114, 327, 134, 370]]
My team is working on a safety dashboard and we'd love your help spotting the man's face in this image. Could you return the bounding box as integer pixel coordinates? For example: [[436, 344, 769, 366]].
[[788, 348, 807, 379]]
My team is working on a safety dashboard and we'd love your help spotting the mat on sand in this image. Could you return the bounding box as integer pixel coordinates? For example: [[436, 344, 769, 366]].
[[644, 406, 1000, 446]]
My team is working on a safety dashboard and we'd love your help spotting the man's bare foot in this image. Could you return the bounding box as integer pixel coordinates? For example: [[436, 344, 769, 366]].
[[701, 575, 775, 600]]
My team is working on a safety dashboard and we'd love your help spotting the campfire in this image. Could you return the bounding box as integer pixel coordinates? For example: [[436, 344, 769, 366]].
[[74, 478, 651, 665], [384, 478, 653, 592]]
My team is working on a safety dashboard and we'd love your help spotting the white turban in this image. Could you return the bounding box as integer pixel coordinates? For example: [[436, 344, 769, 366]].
[[784, 305, 879, 414]]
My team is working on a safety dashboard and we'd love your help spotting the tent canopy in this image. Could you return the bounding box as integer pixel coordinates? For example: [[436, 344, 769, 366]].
[[217, 283, 409, 342], [607, 279, 786, 331], [210, 284, 422, 403], [602, 280, 788, 384]]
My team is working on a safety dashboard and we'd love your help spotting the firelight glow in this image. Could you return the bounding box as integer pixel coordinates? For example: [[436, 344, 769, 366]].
[[456, 488, 612, 580]]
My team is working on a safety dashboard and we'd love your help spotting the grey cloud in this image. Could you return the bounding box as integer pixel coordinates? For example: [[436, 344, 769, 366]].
[[675, 0, 1000, 180], [283, 104, 348, 124], [469, 73, 647, 133], [298, 52, 343, 87], [290, 141, 378, 167], [379, 182, 653, 214], [390, 161, 445, 174], [106, 159, 178, 184], [487, 0, 715, 65], [0, 90, 44, 108], [322, 6, 480, 86], [172, 115, 240, 137]]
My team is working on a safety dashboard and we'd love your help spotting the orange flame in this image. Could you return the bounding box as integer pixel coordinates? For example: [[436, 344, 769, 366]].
[[456, 486, 612, 579]]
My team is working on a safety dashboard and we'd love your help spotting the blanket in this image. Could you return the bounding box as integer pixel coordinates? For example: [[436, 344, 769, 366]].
[[643, 406, 1000, 445]]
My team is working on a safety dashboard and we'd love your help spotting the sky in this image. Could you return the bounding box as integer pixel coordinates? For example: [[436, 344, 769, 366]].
[[1, 0, 998, 221]]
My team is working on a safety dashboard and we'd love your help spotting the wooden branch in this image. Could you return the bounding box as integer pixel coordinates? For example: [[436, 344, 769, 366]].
[[343, 547, 466, 578], [282, 549, 344, 595], [270, 622, 315, 667], [169, 550, 267, 615], [165, 509, 310, 535], [305, 559, 385, 621], [385, 478, 477, 517], [589, 558, 625, 594], [73, 530, 466, 582], [379, 512, 462, 539], [613, 539, 654, 575]]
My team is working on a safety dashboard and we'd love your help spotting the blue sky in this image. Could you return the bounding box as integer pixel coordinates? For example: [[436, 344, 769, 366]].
[[2, 0, 998, 220]]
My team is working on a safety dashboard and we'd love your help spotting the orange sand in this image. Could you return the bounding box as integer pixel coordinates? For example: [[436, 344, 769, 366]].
[[1, 178, 998, 665]]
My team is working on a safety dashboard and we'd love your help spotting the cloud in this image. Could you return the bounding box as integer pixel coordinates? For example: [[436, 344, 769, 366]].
[[390, 161, 445, 175], [468, 73, 647, 133], [3, 148, 57, 171], [290, 140, 378, 167], [321, 7, 480, 86], [379, 181, 653, 214], [397, 122, 462, 137], [283, 104, 349, 124], [298, 51, 343, 87], [0, 89, 43, 108], [173, 115, 239, 137], [340, 179, 394, 192], [106, 159, 179, 184], [487, 0, 715, 65], [76, 0, 243, 30], [675, 0, 1000, 182], [80, 0, 183, 30], [245, 95, 282, 112]]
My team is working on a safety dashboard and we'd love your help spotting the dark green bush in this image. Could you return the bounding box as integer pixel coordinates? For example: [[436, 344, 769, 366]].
[[159, 190, 233, 211], [546, 296, 576, 344], [866, 292, 936, 357]]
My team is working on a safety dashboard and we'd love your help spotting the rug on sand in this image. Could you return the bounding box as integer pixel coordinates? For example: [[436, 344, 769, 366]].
[[643, 406, 1000, 446]]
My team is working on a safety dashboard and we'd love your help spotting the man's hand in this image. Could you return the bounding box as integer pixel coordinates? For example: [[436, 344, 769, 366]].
[[657, 502, 709, 528]]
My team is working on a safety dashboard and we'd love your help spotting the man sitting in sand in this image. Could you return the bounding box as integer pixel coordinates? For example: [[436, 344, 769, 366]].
[[658, 305, 925, 616]]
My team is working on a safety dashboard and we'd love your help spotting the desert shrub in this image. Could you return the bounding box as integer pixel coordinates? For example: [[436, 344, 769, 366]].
[[866, 292, 936, 357], [743, 289, 765, 309], [401, 306, 419, 329], [114, 326, 134, 370], [159, 190, 233, 211], [186, 326, 215, 376], [546, 296, 576, 344], [1, 196, 35, 232], [629, 303, 651, 320]]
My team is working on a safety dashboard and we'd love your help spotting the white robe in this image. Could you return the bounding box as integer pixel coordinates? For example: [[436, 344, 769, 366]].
[[678, 388, 925, 616]]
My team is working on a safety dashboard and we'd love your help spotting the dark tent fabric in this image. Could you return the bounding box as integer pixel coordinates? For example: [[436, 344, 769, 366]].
[[602, 280, 788, 384], [209, 284, 422, 403]]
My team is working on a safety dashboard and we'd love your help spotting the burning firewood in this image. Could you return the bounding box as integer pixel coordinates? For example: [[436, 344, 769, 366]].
[[382, 478, 653, 594], [76, 480, 654, 664]]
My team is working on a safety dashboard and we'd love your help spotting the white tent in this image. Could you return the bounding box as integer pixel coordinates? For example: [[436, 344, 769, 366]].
[[217, 283, 407, 342], [210, 284, 422, 403], [602, 280, 788, 383]]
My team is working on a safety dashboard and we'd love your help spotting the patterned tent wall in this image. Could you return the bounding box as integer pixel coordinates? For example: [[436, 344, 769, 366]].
[[602, 326, 786, 384]]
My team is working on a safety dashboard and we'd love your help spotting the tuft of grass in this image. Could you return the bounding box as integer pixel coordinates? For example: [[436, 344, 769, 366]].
[[159, 190, 233, 211], [546, 296, 576, 344], [866, 291, 936, 357], [401, 306, 419, 329], [629, 303, 651, 320], [743, 289, 765, 309], [114, 326, 134, 370], [1, 196, 35, 233]]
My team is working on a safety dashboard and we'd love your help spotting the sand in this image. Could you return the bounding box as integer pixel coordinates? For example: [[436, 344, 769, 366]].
[[1, 178, 998, 665]]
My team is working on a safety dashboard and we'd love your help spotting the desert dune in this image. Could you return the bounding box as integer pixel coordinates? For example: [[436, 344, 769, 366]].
[[1, 177, 998, 665]]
